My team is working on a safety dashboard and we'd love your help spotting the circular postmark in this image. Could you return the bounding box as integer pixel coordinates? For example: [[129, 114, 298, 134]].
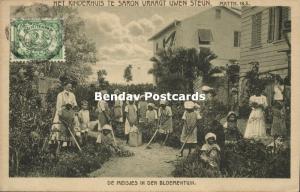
[[10, 19, 64, 61]]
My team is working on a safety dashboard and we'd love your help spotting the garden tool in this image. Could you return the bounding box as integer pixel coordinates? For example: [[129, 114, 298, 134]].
[[145, 128, 159, 149], [162, 133, 169, 146], [60, 118, 82, 152], [145, 115, 162, 149], [177, 125, 197, 157], [110, 125, 118, 147], [145, 115, 167, 149]]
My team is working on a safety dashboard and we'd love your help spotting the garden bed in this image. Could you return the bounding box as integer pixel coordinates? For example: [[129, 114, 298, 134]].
[[172, 139, 290, 178], [14, 137, 133, 177]]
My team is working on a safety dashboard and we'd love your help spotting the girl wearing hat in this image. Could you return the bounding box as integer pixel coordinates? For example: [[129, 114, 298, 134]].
[[200, 132, 221, 175], [223, 111, 242, 143], [50, 81, 77, 151], [180, 101, 201, 157], [158, 100, 173, 141]]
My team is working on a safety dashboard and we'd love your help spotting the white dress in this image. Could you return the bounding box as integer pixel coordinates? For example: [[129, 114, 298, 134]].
[[124, 104, 138, 135], [244, 95, 268, 139]]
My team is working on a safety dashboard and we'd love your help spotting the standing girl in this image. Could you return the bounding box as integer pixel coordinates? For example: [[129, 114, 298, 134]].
[[96, 90, 111, 144], [124, 100, 138, 144], [180, 101, 201, 157], [244, 87, 268, 139], [158, 100, 173, 143]]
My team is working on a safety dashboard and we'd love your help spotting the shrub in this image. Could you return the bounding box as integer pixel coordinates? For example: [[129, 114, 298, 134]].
[[173, 139, 290, 178], [23, 137, 134, 177], [172, 148, 221, 177]]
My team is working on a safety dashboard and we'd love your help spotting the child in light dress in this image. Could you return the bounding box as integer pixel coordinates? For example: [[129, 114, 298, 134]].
[[124, 100, 138, 144], [77, 100, 90, 145], [200, 132, 221, 175], [180, 101, 201, 157]]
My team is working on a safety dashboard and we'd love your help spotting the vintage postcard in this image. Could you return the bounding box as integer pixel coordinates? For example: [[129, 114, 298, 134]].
[[0, 0, 299, 191]]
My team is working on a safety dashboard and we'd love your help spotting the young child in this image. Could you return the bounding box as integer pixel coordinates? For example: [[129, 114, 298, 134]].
[[124, 100, 138, 144], [158, 100, 173, 143], [78, 100, 90, 145], [97, 124, 119, 152], [223, 111, 242, 143], [200, 132, 221, 172], [144, 103, 158, 140], [180, 101, 201, 157]]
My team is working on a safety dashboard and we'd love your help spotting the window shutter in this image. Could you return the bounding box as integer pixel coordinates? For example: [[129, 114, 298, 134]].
[[251, 12, 262, 46], [281, 7, 289, 21], [268, 8, 275, 42], [281, 7, 290, 37]]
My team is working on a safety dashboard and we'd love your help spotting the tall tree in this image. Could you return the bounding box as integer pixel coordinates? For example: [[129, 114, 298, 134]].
[[148, 48, 217, 93], [97, 69, 109, 89], [123, 64, 133, 83]]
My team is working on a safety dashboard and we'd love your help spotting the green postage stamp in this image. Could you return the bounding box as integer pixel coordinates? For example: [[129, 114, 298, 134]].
[[10, 19, 65, 62]]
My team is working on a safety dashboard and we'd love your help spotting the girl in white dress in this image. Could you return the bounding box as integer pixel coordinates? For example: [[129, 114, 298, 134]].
[[244, 87, 268, 139]]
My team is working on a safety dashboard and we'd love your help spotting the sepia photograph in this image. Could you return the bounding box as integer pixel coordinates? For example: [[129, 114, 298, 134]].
[[0, 0, 299, 191]]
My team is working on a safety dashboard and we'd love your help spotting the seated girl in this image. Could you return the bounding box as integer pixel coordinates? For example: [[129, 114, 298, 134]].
[[200, 132, 221, 172], [223, 111, 242, 143]]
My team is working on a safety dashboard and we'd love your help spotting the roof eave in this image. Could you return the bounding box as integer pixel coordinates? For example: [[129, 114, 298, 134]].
[[148, 20, 181, 41]]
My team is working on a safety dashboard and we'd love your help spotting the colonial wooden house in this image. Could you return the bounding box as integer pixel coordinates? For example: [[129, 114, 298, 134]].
[[148, 7, 241, 104], [239, 6, 291, 107], [239, 6, 291, 78], [149, 7, 241, 67]]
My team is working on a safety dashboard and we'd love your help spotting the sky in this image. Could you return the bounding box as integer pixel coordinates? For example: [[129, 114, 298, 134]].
[[79, 6, 208, 84]]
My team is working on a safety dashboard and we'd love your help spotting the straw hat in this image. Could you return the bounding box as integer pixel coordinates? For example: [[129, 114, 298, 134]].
[[201, 85, 213, 92], [205, 132, 217, 141], [102, 124, 112, 131], [147, 103, 155, 108], [226, 111, 237, 119], [160, 100, 167, 105], [184, 101, 194, 109]]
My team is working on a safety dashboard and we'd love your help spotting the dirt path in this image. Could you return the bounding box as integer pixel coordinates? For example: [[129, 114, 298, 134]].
[[89, 141, 180, 177]]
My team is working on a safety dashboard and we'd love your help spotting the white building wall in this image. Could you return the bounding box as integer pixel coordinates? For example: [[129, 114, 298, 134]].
[[179, 7, 241, 66]]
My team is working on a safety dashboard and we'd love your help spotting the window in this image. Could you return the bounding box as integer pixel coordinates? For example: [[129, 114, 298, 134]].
[[155, 42, 159, 52], [268, 7, 290, 42], [216, 9, 221, 19], [198, 29, 213, 45], [251, 12, 262, 47], [234, 31, 241, 47]]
